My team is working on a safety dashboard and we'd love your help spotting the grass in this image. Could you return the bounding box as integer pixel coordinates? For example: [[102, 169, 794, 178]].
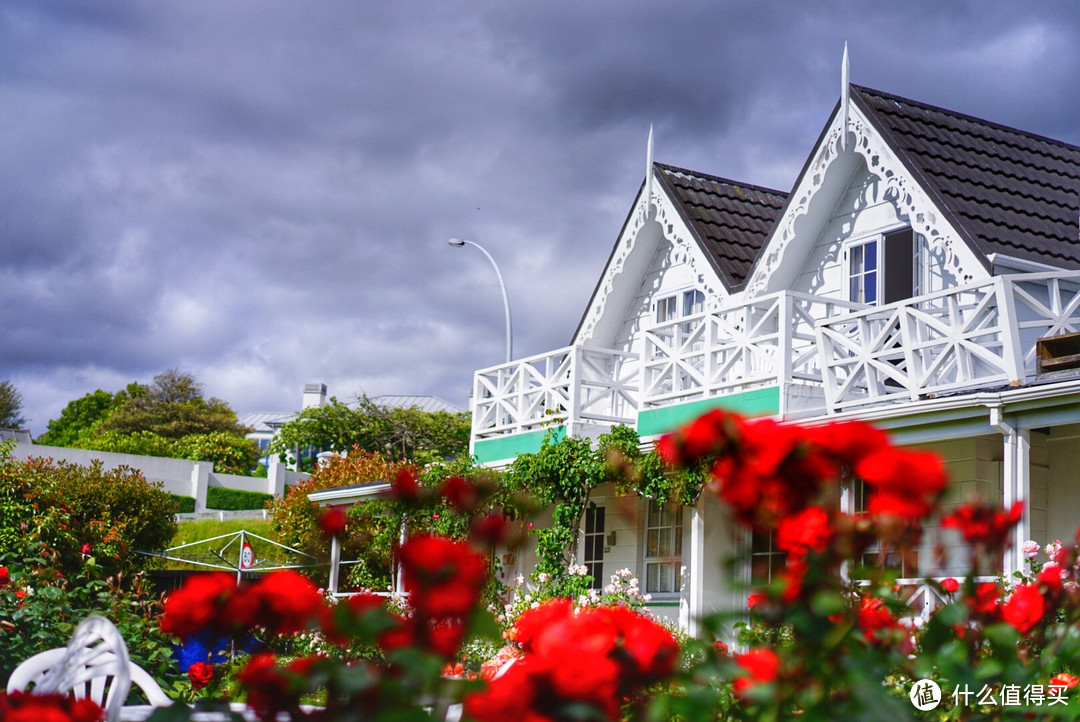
[[161, 518, 302, 571]]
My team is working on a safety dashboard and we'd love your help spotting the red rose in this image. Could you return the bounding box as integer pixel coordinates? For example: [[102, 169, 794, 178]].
[[244, 570, 326, 635], [1051, 672, 1079, 690], [942, 500, 1023, 551], [776, 507, 832, 558], [316, 507, 347, 538], [440, 476, 479, 513], [399, 535, 488, 619], [391, 469, 422, 503], [160, 573, 236, 639], [187, 661, 214, 690], [856, 448, 947, 520], [0, 566, 9, 587], [1002, 583, 1045, 634], [941, 577, 959, 594], [733, 648, 779, 696]]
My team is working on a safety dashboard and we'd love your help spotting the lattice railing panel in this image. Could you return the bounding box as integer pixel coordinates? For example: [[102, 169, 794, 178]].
[[820, 272, 1080, 412]]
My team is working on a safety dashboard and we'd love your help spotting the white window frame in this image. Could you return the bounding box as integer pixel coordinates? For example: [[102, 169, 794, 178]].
[[653, 288, 705, 324], [843, 226, 919, 306], [642, 501, 683, 596], [843, 235, 882, 305]]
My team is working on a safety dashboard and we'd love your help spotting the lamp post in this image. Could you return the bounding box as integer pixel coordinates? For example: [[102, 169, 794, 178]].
[[448, 238, 513, 364]]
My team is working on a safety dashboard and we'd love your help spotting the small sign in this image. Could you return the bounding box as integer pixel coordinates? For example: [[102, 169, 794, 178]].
[[240, 540, 256, 570]]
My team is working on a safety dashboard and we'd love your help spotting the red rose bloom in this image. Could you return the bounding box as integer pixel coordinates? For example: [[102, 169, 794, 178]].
[[856, 448, 947, 520], [399, 535, 488, 619], [1002, 583, 1045, 634], [776, 507, 832, 558], [1051, 672, 1079, 690], [188, 661, 214, 690], [160, 572, 237, 639], [0, 566, 8, 587], [942, 500, 1023, 551], [317, 507, 347, 538], [941, 577, 959, 594], [733, 648, 779, 697]]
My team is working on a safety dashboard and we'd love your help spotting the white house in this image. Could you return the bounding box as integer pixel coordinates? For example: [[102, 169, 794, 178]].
[[467, 83, 1080, 632]]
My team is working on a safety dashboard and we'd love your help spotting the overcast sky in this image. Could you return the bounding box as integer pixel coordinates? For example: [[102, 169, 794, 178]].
[[3, 1, 1080, 435]]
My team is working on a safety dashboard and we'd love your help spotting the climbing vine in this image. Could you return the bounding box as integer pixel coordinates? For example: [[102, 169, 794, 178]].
[[503, 425, 705, 587]]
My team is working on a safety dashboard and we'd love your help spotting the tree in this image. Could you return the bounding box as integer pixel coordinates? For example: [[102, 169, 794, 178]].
[[269, 395, 471, 467], [39, 370, 260, 475], [97, 369, 247, 439], [35, 384, 144, 446], [0, 380, 25, 429]]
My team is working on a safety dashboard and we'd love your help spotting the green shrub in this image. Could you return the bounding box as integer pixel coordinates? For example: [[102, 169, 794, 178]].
[[0, 446, 177, 578], [171, 494, 196, 513], [206, 486, 272, 511]]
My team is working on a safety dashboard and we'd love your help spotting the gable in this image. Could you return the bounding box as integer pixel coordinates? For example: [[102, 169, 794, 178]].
[[744, 92, 986, 297], [573, 165, 786, 349], [853, 86, 1080, 271]]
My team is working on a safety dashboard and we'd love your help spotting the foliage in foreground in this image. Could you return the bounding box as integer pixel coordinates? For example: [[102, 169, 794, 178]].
[[0, 553, 180, 693]]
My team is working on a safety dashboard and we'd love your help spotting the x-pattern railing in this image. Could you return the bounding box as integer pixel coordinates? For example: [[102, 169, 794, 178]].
[[819, 272, 1080, 411], [472, 346, 638, 439], [641, 292, 863, 407]]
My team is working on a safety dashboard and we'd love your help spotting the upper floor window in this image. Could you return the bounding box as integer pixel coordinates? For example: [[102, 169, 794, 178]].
[[654, 289, 705, 324], [844, 227, 915, 306]]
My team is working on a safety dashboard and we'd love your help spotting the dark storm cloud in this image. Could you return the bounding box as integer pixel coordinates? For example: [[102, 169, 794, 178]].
[[2, 1, 1079, 433]]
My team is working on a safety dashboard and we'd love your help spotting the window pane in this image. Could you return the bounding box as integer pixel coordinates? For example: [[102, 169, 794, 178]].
[[864, 241, 877, 271], [646, 563, 658, 591], [647, 529, 659, 557], [657, 528, 671, 556]]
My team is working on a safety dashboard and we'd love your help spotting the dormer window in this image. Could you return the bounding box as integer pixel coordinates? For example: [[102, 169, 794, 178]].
[[844, 227, 915, 305]]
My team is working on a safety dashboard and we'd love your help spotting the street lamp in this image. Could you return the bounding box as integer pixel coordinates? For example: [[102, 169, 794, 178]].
[[448, 238, 513, 364]]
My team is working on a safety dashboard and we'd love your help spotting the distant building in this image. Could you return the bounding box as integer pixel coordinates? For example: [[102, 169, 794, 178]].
[[240, 385, 466, 467]]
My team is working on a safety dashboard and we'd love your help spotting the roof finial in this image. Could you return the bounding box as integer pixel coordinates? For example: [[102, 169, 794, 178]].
[[645, 124, 655, 216], [841, 42, 850, 151]]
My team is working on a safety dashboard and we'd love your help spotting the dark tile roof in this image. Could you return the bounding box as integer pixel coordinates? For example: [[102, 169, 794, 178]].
[[852, 85, 1080, 270], [654, 164, 788, 288]]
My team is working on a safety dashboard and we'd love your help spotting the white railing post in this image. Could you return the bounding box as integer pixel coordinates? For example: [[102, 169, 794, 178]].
[[996, 276, 1027, 384], [566, 346, 582, 438], [778, 294, 793, 417]]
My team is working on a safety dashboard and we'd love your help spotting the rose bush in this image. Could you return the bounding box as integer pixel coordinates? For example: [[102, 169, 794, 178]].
[[130, 410, 1080, 720]]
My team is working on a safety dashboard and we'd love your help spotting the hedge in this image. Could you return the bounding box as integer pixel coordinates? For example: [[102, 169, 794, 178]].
[[206, 486, 273, 511]]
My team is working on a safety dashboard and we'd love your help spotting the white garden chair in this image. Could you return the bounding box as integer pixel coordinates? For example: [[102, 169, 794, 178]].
[[6, 615, 170, 722]]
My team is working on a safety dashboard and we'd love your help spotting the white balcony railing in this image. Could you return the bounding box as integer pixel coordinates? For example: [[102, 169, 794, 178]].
[[818, 272, 1080, 412], [470, 272, 1080, 442], [641, 291, 864, 408], [471, 345, 639, 440]]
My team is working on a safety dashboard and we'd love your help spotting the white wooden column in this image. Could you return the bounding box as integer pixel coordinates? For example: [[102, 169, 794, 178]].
[[328, 534, 341, 595], [679, 501, 705, 637]]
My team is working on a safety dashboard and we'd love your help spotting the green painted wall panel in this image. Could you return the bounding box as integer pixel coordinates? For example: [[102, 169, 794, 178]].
[[637, 386, 780, 437], [473, 425, 566, 464]]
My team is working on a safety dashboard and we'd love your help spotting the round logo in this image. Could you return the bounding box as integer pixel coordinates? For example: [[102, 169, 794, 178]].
[[909, 679, 941, 711], [240, 540, 256, 570]]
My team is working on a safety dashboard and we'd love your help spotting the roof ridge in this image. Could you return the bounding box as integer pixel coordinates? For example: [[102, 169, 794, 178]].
[[655, 162, 789, 198], [851, 84, 1080, 157]]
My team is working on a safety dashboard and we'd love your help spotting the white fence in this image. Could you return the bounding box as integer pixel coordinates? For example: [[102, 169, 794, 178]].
[[8, 442, 308, 512], [641, 291, 863, 407]]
